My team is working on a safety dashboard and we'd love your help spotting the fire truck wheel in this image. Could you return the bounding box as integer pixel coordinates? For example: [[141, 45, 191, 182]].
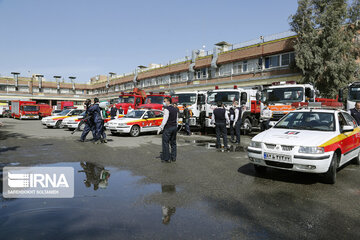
[[242, 118, 252, 134], [322, 152, 338, 184], [55, 120, 62, 128], [353, 150, 360, 165], [130, 125, 140, 137]]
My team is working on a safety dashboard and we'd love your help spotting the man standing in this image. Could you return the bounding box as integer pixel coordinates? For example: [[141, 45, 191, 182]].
[[211, 101, 230, 149], [158, 97, 178, 163], [119, 106, 124, 114], [228, 104, 235, 143], [88, 98, 102, 144], [350, 101, 360, 125], [183, 104, 191, 135], [261, 102, 272, 131], [233, 101, 242, 144], [110, 104, 119, 119]]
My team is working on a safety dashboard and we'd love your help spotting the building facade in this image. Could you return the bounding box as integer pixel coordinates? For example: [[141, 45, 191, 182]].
[[0, 31, 301, 105]]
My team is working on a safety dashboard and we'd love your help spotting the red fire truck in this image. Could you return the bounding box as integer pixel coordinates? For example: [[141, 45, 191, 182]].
[[138, 92, 172, 111], [11, 100, 40, 119], [37, 103, 53, 119], [57, 101, 74, 110], [115, 88, 146, 114]]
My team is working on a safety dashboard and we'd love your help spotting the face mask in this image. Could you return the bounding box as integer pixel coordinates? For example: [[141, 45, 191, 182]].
[[163, 102, 167, 106]]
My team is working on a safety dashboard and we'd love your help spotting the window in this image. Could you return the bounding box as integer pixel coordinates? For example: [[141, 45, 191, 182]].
[[233, 62, 242, 74], [281, 52, 295, 66], [265, 55, 280, 68], [219, 64, 232, 76], [243, 61, 248, 72], [342, 112, 357, 128], [196, 68, 207, 79], [275, 112, 335, 131]]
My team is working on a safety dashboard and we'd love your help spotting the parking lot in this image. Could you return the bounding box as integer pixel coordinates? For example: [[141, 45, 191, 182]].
[[1, 118, 360, 240]]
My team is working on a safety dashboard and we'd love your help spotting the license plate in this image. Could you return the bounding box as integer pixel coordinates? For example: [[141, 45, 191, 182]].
[[264, 152, 292, 163]]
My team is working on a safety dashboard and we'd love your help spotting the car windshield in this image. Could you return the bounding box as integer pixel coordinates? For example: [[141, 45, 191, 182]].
[[118, 96, 135, 103], [274, 112, 335, 131], [144, 96, 164, 104], [173, 93, 196, 105], [349, 86, 360, 101], [22, 105, 38, 111], [58, 109, 71, 116], [262, 87, 304, 103], [207, 91, 239, 105], [124, 110, 145, 118], [53, 110, 62, 113]]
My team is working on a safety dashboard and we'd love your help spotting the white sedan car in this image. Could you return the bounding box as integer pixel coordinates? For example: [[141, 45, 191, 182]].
[[247, 109, 360, 184], [61, 112, 85, 131], [105, 109, 163, 137], [41, 109, 84, 128]]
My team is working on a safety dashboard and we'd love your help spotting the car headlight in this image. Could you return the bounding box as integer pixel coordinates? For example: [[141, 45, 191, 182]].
[[250, 141, 262, 148], [298, 146, 324, 154]]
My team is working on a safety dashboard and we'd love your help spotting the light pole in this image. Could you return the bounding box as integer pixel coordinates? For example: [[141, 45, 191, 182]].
[[36, 74, 44, 92], [11, 72, 20, 91], [107, 72, 116, 90], [69, 76, 76, 94], [54, 76, 61, 94]]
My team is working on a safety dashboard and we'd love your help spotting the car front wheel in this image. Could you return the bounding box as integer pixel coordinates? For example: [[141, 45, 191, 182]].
[[130, 125, 140, 137], [322, 152, 338, 184]]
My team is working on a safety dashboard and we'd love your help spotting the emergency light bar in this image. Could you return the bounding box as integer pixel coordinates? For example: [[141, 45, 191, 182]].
[[234, 85, 238, 89], [292, 101, 343, 110], [215, 86, 219, 90]]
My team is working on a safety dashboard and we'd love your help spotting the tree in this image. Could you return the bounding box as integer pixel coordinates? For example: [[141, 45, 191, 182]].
[[290, 0, 360, 97]]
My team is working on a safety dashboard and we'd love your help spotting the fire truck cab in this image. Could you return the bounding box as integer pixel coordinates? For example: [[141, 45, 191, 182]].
[[116, 88, 146, 114], [172, 91, 207, 128], [11, 100, 40, 119], [138, 92, 171, 111], [205, 85, 260, 133], [339, 81, 360, 111], [261, 82, 317, 126]]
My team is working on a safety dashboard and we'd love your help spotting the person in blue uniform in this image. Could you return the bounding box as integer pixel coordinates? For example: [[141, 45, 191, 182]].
[[79, 99, 95, 142], [211, 101, 230, 150], [88, 98, 102, 144], [158, 97, 178, 163]]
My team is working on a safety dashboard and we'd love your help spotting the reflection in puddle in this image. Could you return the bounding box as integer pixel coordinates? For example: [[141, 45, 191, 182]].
[[78, 162, 111, 190], [0, 162, 236, 239], [161, 184, 176, 225]]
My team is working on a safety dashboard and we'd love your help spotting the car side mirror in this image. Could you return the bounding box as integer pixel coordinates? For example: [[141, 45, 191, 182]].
[[143, 115, 149, 119], [342, 125, 354, 132]]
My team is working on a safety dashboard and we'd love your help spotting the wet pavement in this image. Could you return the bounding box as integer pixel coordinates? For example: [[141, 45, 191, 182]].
[[0, 118, 360, 240]]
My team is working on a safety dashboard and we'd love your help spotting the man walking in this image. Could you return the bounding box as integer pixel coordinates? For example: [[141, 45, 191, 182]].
[[79, 99, 94, 142], [183, 104, 191, 135], [233, 101, 242, 144], [158, 97, 178, 163], [211, 101, 230, 150], [88, 98, 102, 144]]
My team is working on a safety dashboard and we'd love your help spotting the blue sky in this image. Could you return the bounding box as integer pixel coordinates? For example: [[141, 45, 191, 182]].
[[0, 0, 298, 83]]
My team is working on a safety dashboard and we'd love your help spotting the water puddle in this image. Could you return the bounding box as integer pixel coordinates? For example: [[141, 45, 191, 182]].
[[0, 161, 235, 239], [184, 139, 246, 152]]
